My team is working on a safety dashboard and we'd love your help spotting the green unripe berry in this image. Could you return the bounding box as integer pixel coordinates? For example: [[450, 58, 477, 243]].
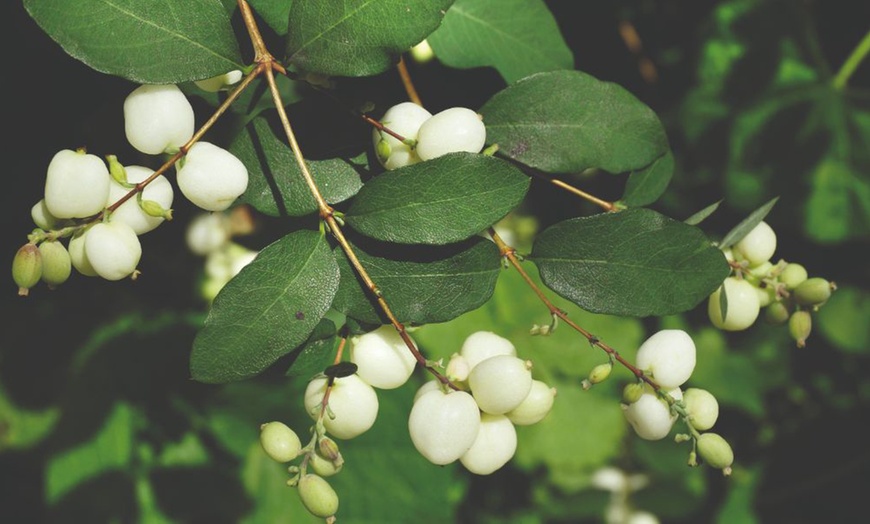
[[682, 388, 719, 431], [259, 421, 302, 463], [588, 362, 612, 384], [793, 277, 833, 306], [696, 432, 734, 473], [623, 383, 645, 404], [297, 474, 339, 519], [764, 301, 791, 325], [310, 450, 343, 477], [38, 240, 72, 288], [12, 243, 43, 296], [788, 310, 812, 348], [779, 263, 808, 290]]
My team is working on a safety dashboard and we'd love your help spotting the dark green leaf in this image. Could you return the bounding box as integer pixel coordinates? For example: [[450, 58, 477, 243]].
[[285, 0, 454, 77], [345, 153, 529, 244], [248, 0, 294, 36], [284, 318, 341, 379], [427, 0, 573, 84], [24, 0, 243, 84], [620, 151, 674, 208], [0, 380, 59, 452], [719, 196, 779, 248], [231, 117, 364, 217], [190, 231, 340, 384], [805, 157, 870, 244], [684, 200, 723, 226], [482, 70, 668, 174], [817, 287, 870, 354], [332, 236, 502, 324], [531, 208, 730, 316]]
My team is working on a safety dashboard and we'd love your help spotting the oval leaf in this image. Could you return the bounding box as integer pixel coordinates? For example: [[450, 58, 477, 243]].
[[427, 0, 573, 84], [24, 0, 243, 84], [190, 230, 340, 384], [345, 153, 530, 244], [332, 236, 502, 325], [531, 208, 730, 317], [481, 70, 668, 174], [231, 117, 364, 217], [286, 0, 454, 77], [620, 151, 674, 208]]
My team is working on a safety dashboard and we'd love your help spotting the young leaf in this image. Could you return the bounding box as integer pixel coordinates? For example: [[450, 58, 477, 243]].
[[190, 231, 340, 384], [332, 236, 502, 325], [231, 117, 364, 217], [345, 153, 529, 245], [427, 0, 574, 84], [481, 70, 668, 174], [719, 196, 779, 249], [619, 151, 675, 208], [531, 208, 730, 317], [24, 0, 243, 84], [285, 0, 454, 77], [684, 200, 723, 226]]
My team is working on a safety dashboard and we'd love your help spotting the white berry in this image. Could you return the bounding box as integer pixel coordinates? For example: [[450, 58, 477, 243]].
[[106, 165, 173, 234], [44, 149, 111, 219], [372, 102, 432, 170], [635, 329, 696, 389], [195, 70, 243, 92], [124, 84, 194, 155], [506, 379, 557, 425], [350, 325, 417, 389], [31, 199, 60, 230], [413, 380, 441, 404], [304, 374, 378, 440], [734, 221, 776, 266], [415, 107, 486, 161], [176, 141, 248, 211], [408, 389, 480, 465], [460, 413, 517, 475], [68, 230, 98, 277], [84, 221, 142, 281], [186, 212, 231, 255], [622, 386, 682, 441], [468, 355, 533, 415], [708, 277, 761, 331], [460, 331, 516, 370]]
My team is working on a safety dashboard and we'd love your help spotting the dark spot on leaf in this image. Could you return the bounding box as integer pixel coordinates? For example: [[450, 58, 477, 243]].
[[510, 141, 529, 156], [295, 311, 305, 320]]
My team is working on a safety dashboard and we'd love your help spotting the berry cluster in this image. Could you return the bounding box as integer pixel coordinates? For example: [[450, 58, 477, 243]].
[[13, 82, 250, 295], [185, 209, 258, 302], [372, 102, 487, 170], [707, 221, 835, 347], [620, 329, 734, 475]]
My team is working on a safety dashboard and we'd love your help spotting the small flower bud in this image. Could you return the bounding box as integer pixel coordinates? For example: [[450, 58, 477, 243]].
[[779, 263, 808, 290], [38, 240, 72, 288], [696, 432, 734, 473], [793, 277, 833, 306], [764, 301, 791, 325], [687, 450, 698, 467], [106, 155, 129, 186], [588, 362, 612, 384], [375, 138, 391, 165], [788, 310, 812, 348], [12, 243, 42, 296], [297, 474, 339, 519], [319, 436, 341, 462], [622, 383, 645, 404], [139, 199, 173, 220]]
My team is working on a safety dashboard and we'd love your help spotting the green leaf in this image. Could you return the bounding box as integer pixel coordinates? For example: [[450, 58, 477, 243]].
[[46, 402, 136, 504], [345, 153, 529, 244], [332, 236, 502, 325], [0, 380, 59, 452], [684, 200, 723, 226], [427, 0, 573, 84], [24, 0, 243, 84], [190, 231, 340, 384], [284, 318, 340, 379], [619, 151, 675, 208], [531, 208, 730, 317], [817, 287, 870, 354], [805, 157, 870, 243], [481, 70, 668, 174], [231, 117, 364, 217], [248, 0, 294, 36], [285, 0, 454, 77], [719, 196, 779, 248]]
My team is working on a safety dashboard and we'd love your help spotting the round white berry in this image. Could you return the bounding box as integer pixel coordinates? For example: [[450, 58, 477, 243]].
[[506, 379, 556, 426], [124, 84, 194, 155], [259, 421, 302, 463], [460, 413, 517, 475], [635, 329, 696, 389], [460, 331, 516, 370], [44, 149, 111, 219], [372, 102, 432, 170], [350, 325, 417, 389], [413, 379, 442, 404], [31, 199, 60, 230], [682, 388, 719, 431], [304, 374, 378, 440], [622, 386, 681, 441], [176, 141, 248, 211], [734, 221, 776, 266], [415, 107, 486, 161], [106, 165, 173, 235], [468, 355, 533, 415], [194, 70, 243, 92], [708, 277, 761, 331], [408, 389, 480, 465], [68, 229, 98, 277], [84, 221, 142, 281], [186, 212, 231, 255]]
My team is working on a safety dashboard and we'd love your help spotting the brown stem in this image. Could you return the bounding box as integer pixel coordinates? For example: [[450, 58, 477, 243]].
[[363, 114, 409, 143], [488, 228, 661, 392], [526, 170, 615, 212], [397, 56, 424, 106]]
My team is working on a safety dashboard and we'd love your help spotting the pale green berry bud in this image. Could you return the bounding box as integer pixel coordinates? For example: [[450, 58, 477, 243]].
[[446, 353, 471, 382], [747, 260, 773, 280], [38, 240, 72, 288], [375, 138, 392, 165], [410, 39, 435, 64], [139, 199, 173, 220], [588, 362, 612, 384], [31, 200, 59, 230], [755, 285, 776, 308], [12, 243, 42, 296], [793, 277, 833, 306], [687, 450, 698, 467], [623, 383, 645, 404], [696, 432, 734, 474], [297, 474, 339, 519], [779, 263, 808, 290], [106, 155, 129, 186], [310, 449, 343, 477], [764, 301, 791, 325], [259, 421, 302, 463], [318, 437, 341, 462], [682, 388, 719, 431], [788, 310, 812, 348]]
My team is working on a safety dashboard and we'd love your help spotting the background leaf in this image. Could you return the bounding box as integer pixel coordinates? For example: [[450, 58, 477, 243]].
[[531, 208, 730, 317], [24, 0, 243, 83], [719, 196, 779, 248], [482, 70, 668, 174], [285, 0, 454, 77], [190, 231, 340, 383], [427, 0, 573, 84], [346, 153, 529, 244], [619, 151, 675, 208]]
